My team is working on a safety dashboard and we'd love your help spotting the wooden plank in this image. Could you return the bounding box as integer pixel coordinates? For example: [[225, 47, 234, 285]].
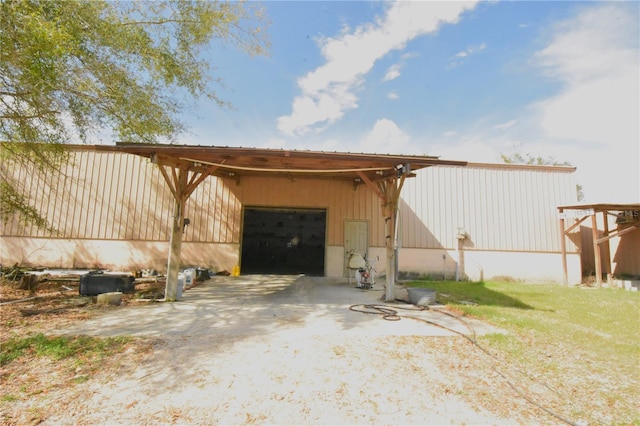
[[602, 211, 612, 284], [592, 214, 602, 287], [596, 223, 640, 244]]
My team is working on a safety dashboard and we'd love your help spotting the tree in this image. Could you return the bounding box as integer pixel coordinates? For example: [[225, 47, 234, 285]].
[[500, 153, 571, 167], [0, 0, 269, 226], [501, 153, 584, 201]]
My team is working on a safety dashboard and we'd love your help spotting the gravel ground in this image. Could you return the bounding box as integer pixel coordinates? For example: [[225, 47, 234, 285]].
[[7, 275, 556, 425]]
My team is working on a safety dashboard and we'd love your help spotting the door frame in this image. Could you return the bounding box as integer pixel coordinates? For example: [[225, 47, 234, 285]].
[[344, 219, 369, 277]]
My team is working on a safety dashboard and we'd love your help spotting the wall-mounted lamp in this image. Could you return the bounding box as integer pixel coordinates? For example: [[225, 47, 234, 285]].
[[395, 163, 411, 177], [182, 218, 191, 233], [456, 227, 468, 240]]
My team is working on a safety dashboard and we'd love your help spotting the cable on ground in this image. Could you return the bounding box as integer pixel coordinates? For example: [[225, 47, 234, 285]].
[[349, 302, 582, 426]]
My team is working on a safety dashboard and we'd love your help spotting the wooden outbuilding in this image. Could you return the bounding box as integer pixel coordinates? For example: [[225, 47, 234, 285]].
[[558, 204, 640, 286]]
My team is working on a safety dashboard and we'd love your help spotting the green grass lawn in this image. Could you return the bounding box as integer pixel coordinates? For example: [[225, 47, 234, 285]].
[[407, 280, 640, 425]]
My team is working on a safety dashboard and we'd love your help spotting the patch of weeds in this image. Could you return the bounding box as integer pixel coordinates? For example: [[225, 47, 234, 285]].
[[1, 333, 132, 366], [1, 394, 18, 402], [72, 375, 89, 384]]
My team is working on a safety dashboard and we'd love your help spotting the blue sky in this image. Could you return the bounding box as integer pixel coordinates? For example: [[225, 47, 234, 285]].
[[179, 1, 639, 203]]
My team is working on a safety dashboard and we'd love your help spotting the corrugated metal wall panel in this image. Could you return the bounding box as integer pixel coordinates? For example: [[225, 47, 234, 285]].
[[400, 164, 576, 252], [2, 151, 192, 242], [237, 175, 384, 247], [2, 151, 578, 258]]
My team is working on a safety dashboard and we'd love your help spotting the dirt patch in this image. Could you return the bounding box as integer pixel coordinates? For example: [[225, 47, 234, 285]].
[[1, 276, 561, 425]]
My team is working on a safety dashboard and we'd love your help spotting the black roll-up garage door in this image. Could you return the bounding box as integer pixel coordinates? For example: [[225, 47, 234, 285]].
[[241, 208, 326, 275]]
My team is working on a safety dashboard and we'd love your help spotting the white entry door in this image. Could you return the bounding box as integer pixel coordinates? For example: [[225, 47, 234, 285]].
[[344, 220, 368, 276]]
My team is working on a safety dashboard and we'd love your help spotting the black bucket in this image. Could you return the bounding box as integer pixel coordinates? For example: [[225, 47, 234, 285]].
[[79, 272, 135, 296]]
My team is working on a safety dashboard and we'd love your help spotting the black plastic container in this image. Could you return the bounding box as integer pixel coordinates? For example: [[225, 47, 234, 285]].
[[79, 272, 135, 296]]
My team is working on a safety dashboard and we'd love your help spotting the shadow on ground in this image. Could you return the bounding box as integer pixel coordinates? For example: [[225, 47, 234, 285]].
[[408, 280, 536, 310]]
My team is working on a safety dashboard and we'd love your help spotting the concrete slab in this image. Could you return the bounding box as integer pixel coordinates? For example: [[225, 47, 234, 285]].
[[60, 275, 505, 339]]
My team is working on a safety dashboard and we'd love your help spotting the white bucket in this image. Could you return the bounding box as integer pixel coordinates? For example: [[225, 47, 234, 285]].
[[184, 268, 195, 288]]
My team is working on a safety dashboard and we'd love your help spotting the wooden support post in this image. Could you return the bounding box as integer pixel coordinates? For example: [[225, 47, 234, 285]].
[[165, 198, 185, 301], [165, 168, 188, 301], [591, 213, 602, 287], [381, 174, 406, 303], [385, 198, 396, 302], [154, 161, 216, 302], [602, 211, 612, 285], [559, 212, 568, 286]]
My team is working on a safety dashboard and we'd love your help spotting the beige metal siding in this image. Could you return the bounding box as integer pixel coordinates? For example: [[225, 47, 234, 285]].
[[401, 164, 577, 252], [2, 150, 578, 265], [1, 151, 386, 247], [1, 151, 239, 242], [235, 175, 384, 247]]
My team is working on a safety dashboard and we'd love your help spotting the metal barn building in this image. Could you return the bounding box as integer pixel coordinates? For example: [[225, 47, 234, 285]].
[[1, 144, 583, 285]]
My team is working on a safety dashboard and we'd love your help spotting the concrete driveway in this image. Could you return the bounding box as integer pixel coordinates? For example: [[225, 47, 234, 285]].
[[50, 275, 521, 425], [62, 275, 497, 339]]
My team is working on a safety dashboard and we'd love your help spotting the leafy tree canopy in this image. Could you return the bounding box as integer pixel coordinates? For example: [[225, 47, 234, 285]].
[[500, 153, 572, 167], [1, 0, 269, 145], [0, 0, 269, 227]]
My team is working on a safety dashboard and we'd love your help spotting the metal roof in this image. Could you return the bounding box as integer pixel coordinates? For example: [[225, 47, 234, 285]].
[[93, 143, 468, 182], [558, 203, 640, 211]]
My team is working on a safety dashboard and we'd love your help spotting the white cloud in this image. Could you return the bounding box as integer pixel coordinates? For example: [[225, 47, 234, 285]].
[[387, 90, 399, 100], [430, 135, 501, 163], [450, 42, 486, 67], [529, 3, 639, 202], [448, 43, 486, 69], [359, 118, 414, 154], [277, 1, 479, 137], [383, 64, 402, 81]]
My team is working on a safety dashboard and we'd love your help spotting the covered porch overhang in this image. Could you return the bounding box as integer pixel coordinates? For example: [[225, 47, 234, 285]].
[[96, 143, 467, 301], [558, 203, 640, 286]]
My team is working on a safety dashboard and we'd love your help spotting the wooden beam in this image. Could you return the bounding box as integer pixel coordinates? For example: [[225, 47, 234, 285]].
[[157, 164, 179, 202], [356, 171, 384, 201], [564, 215, 590, 234], [185, 164, 218, 199], [596, 222, 640, 244], [602, 211, 612, 284]]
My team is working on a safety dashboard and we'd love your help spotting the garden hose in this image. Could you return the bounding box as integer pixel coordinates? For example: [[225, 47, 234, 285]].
[[348, 302, 582, 426]]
